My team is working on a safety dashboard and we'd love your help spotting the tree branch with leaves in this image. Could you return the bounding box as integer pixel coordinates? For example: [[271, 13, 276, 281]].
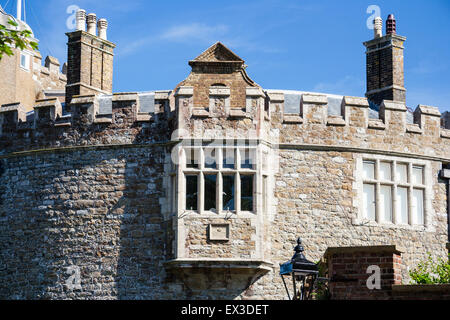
[[0, 19, 38, 60]]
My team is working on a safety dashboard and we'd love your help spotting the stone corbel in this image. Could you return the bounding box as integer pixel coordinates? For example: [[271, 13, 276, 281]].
[[164, 259, 273, 292]]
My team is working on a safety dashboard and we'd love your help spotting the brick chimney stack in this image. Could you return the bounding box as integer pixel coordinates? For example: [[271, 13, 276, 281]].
[[363, 14, 406, 106], [65, 9, 116, 105]]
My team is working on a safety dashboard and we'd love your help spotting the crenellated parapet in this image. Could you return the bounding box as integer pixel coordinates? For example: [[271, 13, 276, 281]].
[[0, 102, 26, 137], [0, 92, 172, 155], [265, 91, 450, 159], [1, 89, 449, 159]]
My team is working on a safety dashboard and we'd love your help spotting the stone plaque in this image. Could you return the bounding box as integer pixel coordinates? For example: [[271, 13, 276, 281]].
[[208, 224, 230, 241]]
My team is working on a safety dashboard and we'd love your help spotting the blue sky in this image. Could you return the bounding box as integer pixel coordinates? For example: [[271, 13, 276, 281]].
[[2, 0, 450, 112]]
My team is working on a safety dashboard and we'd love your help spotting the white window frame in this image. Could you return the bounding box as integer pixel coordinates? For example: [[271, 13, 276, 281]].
[[175, 143, 264, 217], [355, 154, 433, 230], [20, 51, 31, 71]]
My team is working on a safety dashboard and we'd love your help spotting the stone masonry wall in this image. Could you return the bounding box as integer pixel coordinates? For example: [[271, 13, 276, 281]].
[[0, 147, 169, 299], [184, 217, 256, 259], [0, 82, 449, 299]]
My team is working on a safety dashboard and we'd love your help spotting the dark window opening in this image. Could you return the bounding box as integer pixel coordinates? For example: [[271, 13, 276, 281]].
[[223, 175, 235, 211], [186, 175, 198, 211], [204, 174, 217, 211], [241, 175, 253, 211]]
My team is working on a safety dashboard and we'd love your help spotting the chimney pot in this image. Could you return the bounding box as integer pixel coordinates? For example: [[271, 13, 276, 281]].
[[97, 19, 108, 40], [374, 17, 383, 39], [386, 14, 396, 35], [75, 9, 86, 31], [86, 13, 97, 35]]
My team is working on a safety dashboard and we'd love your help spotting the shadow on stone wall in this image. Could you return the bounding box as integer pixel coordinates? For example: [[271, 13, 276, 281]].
[[0, 155, 85, 299], [0, 101, 254, 300]]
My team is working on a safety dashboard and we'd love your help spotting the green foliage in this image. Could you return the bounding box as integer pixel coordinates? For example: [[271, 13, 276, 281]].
[[0, 19, 38, 60], [311, 260, 331, 300], [409, 253, 450, 284]]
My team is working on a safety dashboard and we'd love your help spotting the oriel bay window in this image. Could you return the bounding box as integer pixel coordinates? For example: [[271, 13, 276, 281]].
[[360, 157, 429, 226], [183, 145, 257, 214]]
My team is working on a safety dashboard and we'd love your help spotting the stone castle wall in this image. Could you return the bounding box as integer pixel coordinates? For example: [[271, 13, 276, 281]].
[[0, 88, 449, 299]]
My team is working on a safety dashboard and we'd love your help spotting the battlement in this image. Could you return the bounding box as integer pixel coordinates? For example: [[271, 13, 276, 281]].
[[265, 90, 449, 139], [0, 91, 174, 155], [0, 91, 170, 131], [1, 90, 449, 147]]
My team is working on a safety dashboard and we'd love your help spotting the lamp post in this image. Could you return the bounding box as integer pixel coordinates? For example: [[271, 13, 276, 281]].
[[280, 237, 319, 300]]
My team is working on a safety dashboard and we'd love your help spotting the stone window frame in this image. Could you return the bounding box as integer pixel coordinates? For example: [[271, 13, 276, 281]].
[[354, 154, 433, 230], [176, 143, 266, 216], [209, 86, 230, 112]]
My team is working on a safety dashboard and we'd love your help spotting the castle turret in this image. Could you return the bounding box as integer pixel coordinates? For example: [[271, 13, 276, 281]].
[[65, 9, 115, 105], [363, 14, 406, 106]]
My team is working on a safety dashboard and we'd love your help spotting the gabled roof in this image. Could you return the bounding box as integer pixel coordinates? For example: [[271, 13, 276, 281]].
[[190, 42, 244, 64]]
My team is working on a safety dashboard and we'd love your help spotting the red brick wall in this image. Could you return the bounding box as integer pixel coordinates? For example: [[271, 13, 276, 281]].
[[325, 245, 404, 300], [326, 245, 450, 300]]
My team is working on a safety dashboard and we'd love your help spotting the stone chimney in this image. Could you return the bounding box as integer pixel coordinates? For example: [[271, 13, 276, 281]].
[[363, 14, 406, 106], [65, 9, 116, 105]]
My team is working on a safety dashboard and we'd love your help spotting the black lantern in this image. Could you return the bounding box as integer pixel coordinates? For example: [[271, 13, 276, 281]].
[[280, 237, 319, 300]]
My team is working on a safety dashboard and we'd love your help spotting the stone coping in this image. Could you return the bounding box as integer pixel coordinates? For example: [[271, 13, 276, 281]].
[[302, 94, 327, 105], [343, 96, 369, 108], [229, 109, 247, 118], [283, 115, 303, 124], [392, 284, 450, 293], [0, 102, 23, 111], [35, 98, 61, 108], [164, 259, 274, 273], [381, 100, 407, 112], [324, 245, 405, 257], [416, 105, 441, 117]]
